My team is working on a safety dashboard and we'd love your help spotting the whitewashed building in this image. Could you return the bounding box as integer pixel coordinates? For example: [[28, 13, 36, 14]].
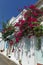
[[0, 32, 5, 51], [0, 0, 43, 65], [7, 1, 43, 65], [35, 0, 43, 65]]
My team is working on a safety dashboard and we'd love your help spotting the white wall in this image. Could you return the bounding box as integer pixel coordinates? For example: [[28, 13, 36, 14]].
[[39, 5, 43, 9], [0, 32, 5, 50], [9, 9, 27, 25]]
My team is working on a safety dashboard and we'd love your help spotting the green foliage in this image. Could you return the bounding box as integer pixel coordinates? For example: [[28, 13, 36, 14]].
[[33, 25, 43, 37], [2, 21, 15, 40]]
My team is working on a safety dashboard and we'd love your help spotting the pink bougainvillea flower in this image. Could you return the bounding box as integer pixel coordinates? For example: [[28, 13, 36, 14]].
[[29, 5, 36, 10], [19, 25, 23, 30], [14, 23, 20, 26], [32, 18, 37, 22], [29, 24, 33, 28], [16, 37, 19, 43], [24, 12, 28, 18], [32, 11, 38, 16], [19, 19, 26, 24], [24, 11, 30, 18], [27, 17, 37, 22], [26, 17, 32, 22], [17, 31, 23, 37]]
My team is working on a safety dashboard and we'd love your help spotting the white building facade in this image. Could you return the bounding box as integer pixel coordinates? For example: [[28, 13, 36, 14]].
[[0, 0, 43, 65], [0, 32, 5, 51]]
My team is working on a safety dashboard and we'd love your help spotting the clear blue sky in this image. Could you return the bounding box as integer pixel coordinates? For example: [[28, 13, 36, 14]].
[[0, 0, 38, 30]]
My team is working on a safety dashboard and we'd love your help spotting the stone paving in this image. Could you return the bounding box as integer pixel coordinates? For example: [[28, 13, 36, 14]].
[[0, 54, 17, 65]]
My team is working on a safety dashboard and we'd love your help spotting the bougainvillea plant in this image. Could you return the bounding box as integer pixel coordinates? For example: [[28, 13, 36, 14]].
[[14, 5, 43, 43], [2, 5, 43, 46], [2, 23, 15, 41]]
